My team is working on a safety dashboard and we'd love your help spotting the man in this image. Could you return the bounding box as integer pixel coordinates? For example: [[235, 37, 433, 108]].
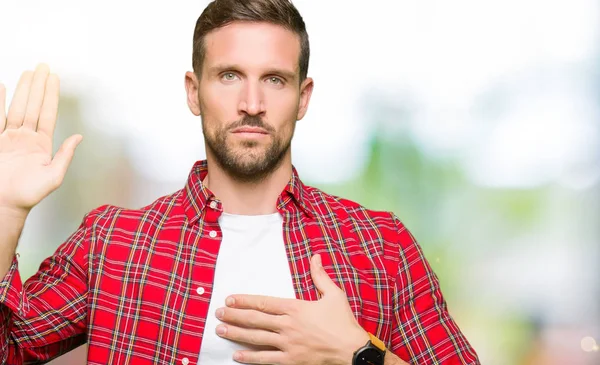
[[0, 0, 480, 364]]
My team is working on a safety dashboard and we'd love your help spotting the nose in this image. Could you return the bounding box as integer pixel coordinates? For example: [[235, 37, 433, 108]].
[[238, 80, 266, 116]]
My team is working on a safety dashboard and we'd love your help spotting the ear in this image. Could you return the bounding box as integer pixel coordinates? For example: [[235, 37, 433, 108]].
[[184, 71, 201, 116], [296, 77, 314, 121]]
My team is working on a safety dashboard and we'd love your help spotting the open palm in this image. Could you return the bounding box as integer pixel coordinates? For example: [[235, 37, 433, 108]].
[[0, 64, 82, 212]]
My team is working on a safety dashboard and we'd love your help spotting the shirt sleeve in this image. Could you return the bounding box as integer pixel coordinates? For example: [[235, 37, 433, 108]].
[[389, 214, 480, 364], [0, 213, 92, 365]]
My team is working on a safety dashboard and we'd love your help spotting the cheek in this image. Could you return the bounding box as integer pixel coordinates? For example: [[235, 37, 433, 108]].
[[200, 83, 240, 120], [265, 88, 300, 122]]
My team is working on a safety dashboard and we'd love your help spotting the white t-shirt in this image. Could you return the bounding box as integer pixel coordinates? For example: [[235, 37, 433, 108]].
[[198, 212, 297, 364]]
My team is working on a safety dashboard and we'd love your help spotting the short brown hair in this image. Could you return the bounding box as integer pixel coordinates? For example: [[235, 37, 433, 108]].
[[192, 0, 310, 82]]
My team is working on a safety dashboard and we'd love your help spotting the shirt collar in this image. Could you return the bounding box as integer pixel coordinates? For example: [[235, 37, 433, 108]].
[[182, 160, 315, 224]]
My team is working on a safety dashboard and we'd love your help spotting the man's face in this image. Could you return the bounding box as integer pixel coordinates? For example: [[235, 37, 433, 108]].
[[186, 21, 313, 182]]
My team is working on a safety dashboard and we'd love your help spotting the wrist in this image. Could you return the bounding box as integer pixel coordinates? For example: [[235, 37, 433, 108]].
[[351, 331, 387, 365], [342, 327, 370, 365], [0, 205, 29, 223], [0, 206, 29, 239], [0, 205, 28, 281]]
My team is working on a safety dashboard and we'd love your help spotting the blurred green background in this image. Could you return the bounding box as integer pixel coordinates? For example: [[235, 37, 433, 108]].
[[1, 0, 599, 364]]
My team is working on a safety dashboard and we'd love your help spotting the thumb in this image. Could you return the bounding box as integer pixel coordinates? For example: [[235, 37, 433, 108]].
[[310, 254, 341, 296], [50, 134, 83, 185]]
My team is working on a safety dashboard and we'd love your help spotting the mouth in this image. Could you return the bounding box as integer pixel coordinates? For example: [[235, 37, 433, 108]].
[[230, 126, 270, 139]]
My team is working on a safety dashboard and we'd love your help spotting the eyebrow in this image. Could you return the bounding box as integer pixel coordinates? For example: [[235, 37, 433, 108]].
[[208, 64, 298, 81]]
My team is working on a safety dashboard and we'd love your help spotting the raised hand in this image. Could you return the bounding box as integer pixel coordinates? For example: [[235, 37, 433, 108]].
[[0, 64, 82, 214]]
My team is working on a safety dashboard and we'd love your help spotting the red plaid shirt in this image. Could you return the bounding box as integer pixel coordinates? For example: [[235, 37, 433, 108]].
[[0, 160, 479, 364]]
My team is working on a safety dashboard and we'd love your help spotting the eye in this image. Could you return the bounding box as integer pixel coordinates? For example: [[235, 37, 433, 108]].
[[267, 76, 284, 85], [221, 72, 238, 81]]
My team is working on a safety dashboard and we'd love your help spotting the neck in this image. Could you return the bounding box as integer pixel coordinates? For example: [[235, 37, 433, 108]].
[[202, 154, 293, 215]]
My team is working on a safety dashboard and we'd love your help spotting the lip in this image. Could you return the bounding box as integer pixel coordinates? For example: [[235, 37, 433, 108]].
[[230, 127, 269, 134]]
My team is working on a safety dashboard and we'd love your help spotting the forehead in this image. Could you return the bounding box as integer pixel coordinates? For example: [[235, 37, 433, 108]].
[[202, 22, 300, 73]]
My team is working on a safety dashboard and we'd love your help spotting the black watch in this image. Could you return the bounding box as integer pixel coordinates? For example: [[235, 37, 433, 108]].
[[352, 333, 386, 365]]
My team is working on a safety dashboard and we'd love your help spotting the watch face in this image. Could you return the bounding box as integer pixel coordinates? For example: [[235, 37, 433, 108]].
[[355, 348, 384, 365]]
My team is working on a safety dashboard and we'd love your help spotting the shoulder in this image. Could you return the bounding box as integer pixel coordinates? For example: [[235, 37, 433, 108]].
[[304, 185, 417, 251], [80, 189, 185, 231], [304, 185, 418, 277], [304, 185, 399, 234]]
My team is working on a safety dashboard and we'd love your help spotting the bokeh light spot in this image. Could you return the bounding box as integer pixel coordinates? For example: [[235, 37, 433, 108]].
[[581, 336, 597, 352]]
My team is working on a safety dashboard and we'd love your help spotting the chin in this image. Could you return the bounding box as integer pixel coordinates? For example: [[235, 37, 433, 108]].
[[236, 154, 268, 167], [231, 142, 267, 156]]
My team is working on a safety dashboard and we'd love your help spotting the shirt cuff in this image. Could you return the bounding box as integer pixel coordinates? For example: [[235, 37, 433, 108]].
[[0, 255, 25, 316]]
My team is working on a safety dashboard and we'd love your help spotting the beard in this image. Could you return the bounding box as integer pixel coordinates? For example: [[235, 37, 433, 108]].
[[202, 115, 294, 183]]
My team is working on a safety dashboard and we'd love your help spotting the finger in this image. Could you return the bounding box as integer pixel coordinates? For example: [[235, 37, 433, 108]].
[[310, 254, 342, 295], [216, 324, 282, 349], [227, 295, 293, 315], [48, 134, 83, 188], [23, 64, 50, 130], [216, 307, 281, 331], [0, 83, 6, 132], [6, 70, 34, 129], [233, 350, 285, 365], [37, 73, 60, 139]]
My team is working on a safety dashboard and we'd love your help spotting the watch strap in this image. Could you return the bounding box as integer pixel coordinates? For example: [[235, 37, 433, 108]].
[[352, 333, 387, 365], [368, 333, 387, 352]]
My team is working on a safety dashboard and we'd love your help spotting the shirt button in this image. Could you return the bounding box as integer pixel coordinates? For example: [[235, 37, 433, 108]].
[[209, 201, 217, 209], [182, 358, 190, 365], [196, 287, 205, 295], [209, 230, 217, 238]]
